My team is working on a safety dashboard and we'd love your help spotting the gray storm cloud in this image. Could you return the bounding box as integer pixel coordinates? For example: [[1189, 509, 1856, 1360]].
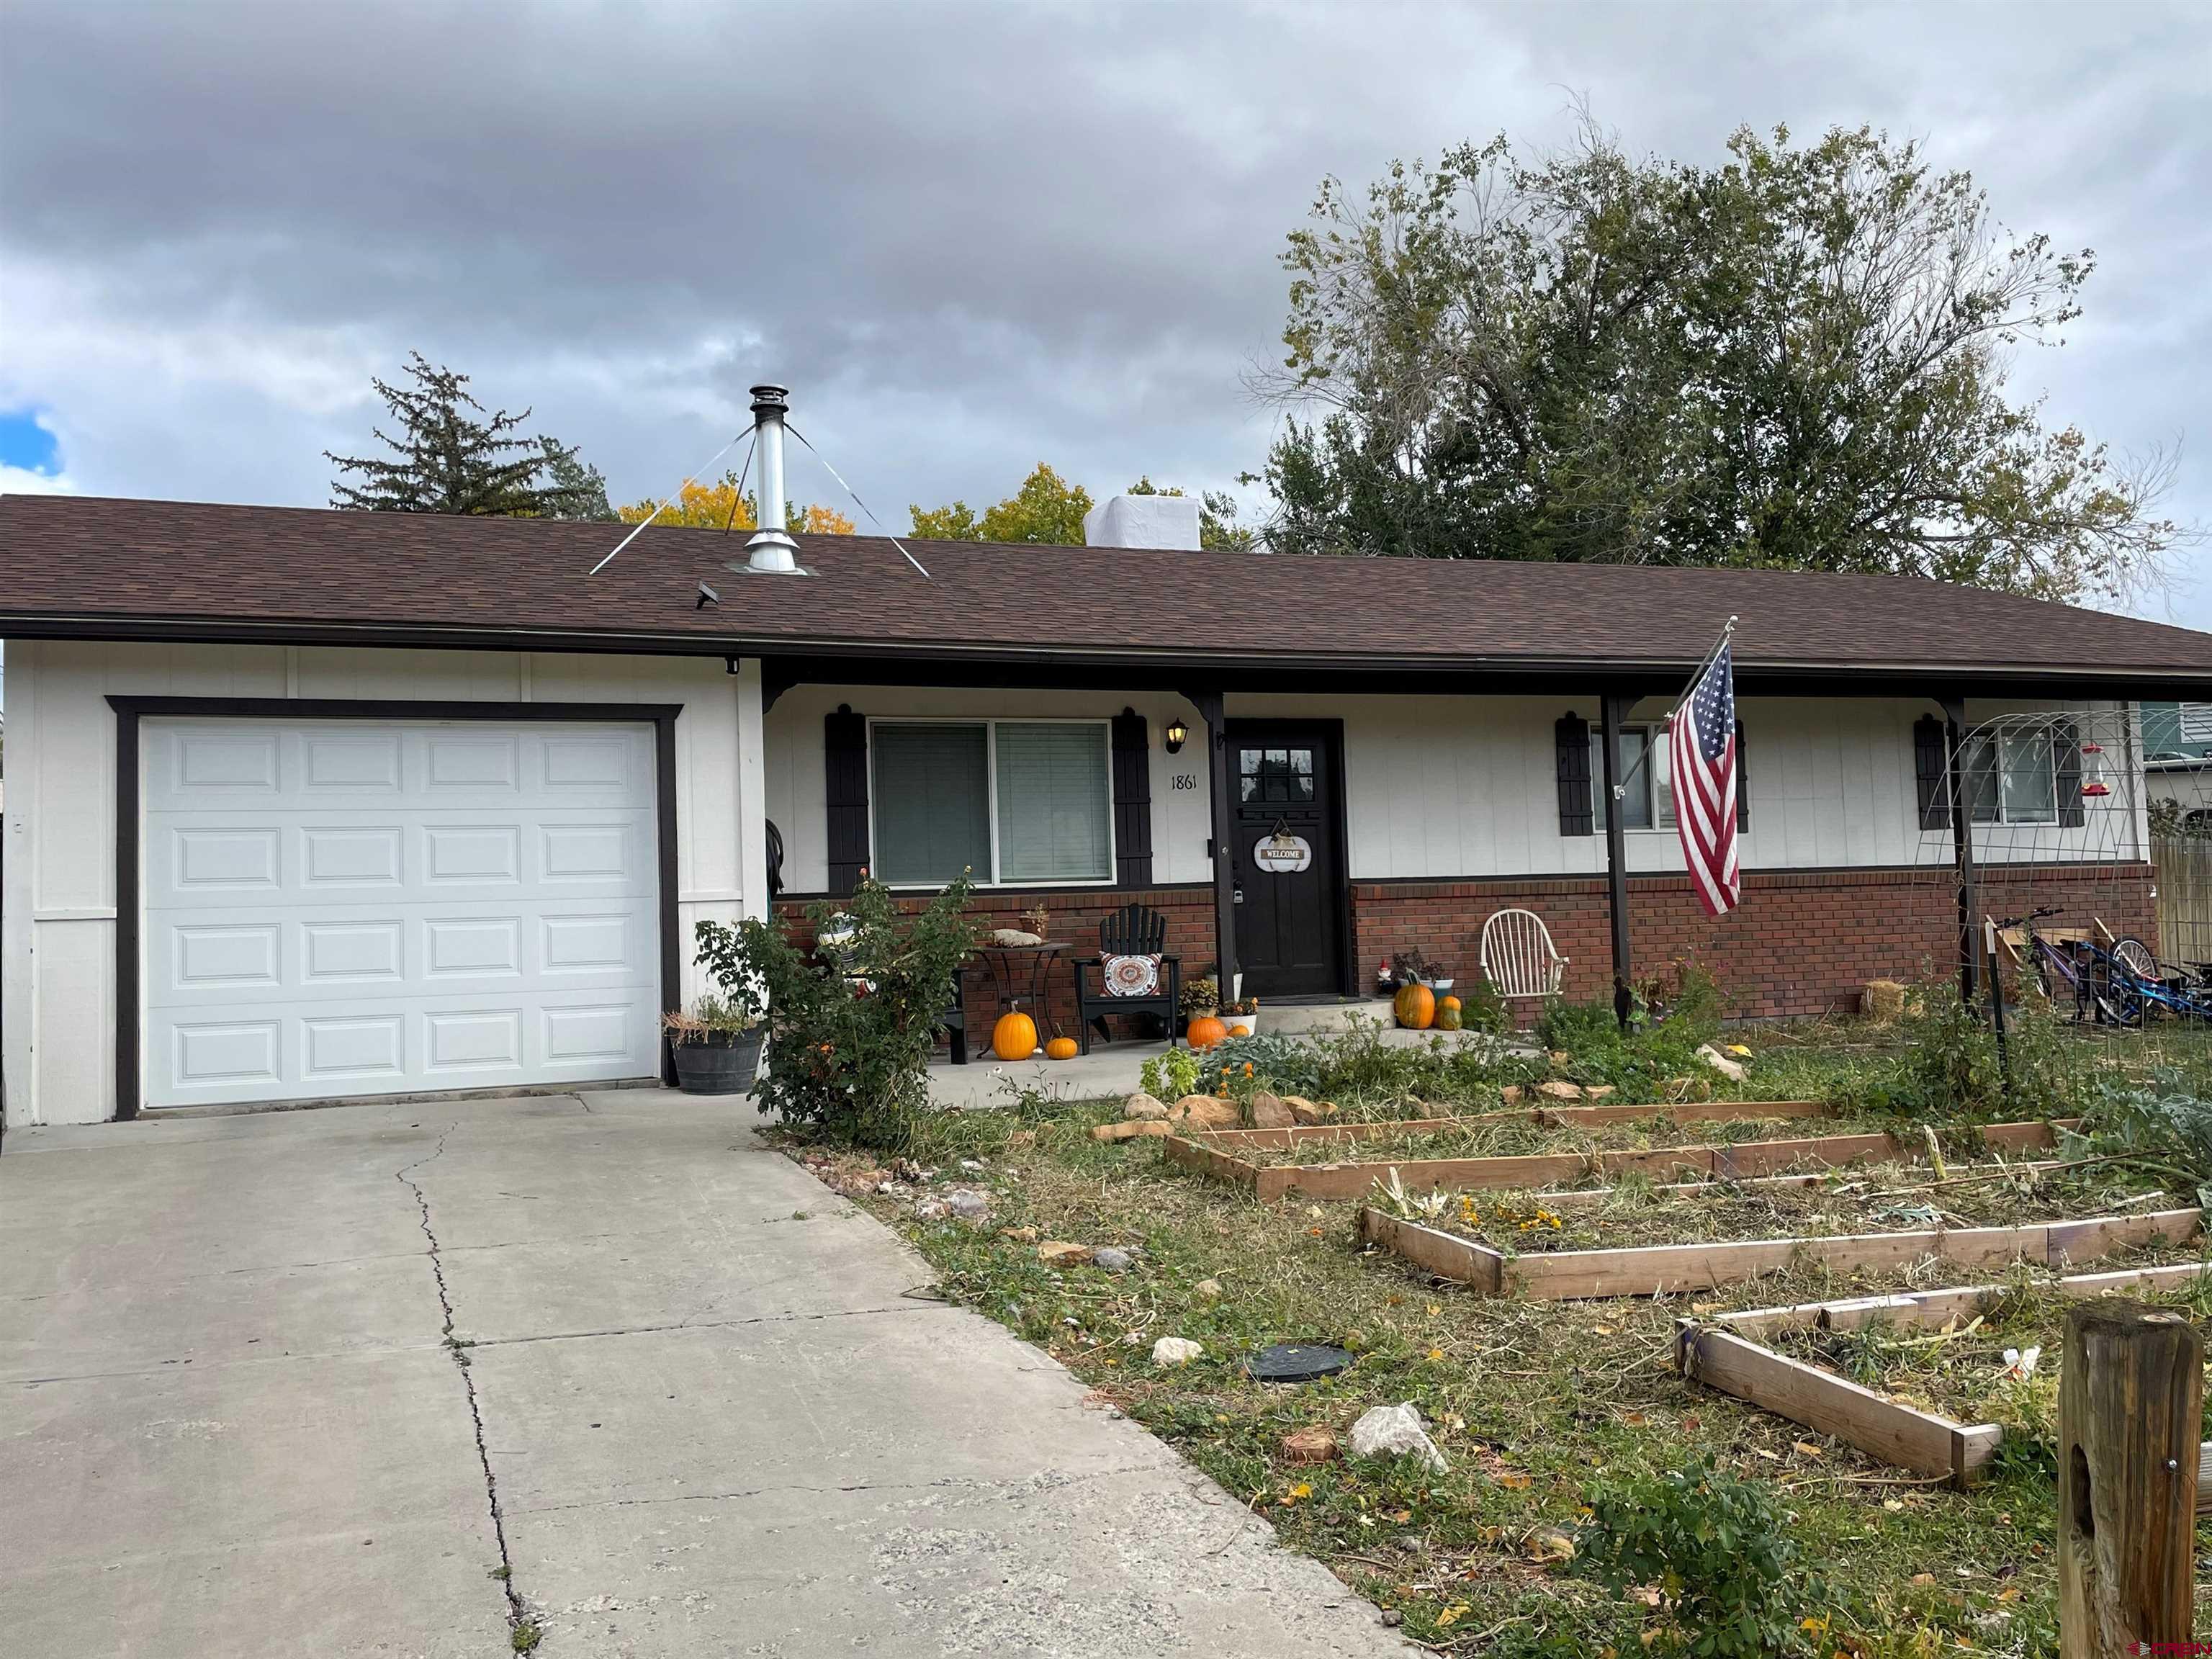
[[3, 0, 2206, 619]]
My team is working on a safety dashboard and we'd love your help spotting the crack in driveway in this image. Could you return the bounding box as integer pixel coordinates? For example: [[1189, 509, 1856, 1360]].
[[395, 1126, 533, 1646], [508, 1461, 1173, 1518]]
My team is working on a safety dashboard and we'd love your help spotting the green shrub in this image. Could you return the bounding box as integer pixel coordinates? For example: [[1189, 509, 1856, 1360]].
[[1574, 1455, 1826, 1657], [1138, 1046, 1204, 1103], [1537, 997, 1619, 1055], [1856, 981, 2089, 1120], [2087, 1071, 2212, 1192], [1205, 1032, 1323, 1096], [693, 874, 979, 1145]]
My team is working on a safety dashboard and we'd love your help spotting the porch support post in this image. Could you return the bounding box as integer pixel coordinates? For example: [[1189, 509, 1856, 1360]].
[[1942, 693, 1980, 1004], [1600, 691, 1635, 1030], [1188, 688, 1238, 997]]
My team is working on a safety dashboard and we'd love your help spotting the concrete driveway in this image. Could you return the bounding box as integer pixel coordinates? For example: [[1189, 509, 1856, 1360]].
[[1, 1092, 1404, 1658]]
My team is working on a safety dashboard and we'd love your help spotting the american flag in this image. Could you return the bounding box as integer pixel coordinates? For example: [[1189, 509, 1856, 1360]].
[[1668, 632, 1740, 917]]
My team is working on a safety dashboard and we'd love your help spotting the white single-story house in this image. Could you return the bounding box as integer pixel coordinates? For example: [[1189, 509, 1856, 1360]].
[[5, 393, 2209, 1126]]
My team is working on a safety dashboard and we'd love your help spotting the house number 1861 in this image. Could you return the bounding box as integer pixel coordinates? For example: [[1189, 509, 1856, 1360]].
[[1169, 773, 1199, 791]]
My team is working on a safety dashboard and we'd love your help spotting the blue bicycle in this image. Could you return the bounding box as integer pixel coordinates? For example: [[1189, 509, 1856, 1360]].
[[2000, 907, 2210, 1027]]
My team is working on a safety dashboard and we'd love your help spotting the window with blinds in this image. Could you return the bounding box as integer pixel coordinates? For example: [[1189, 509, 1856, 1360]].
[[995, 722, 1110, 882], [868, 719, 1112, 886], [869, 724, 991, 885]]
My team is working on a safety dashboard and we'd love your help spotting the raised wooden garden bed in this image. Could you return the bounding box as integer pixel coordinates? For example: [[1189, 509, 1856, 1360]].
[[1357, 1202, 2200, 1301], [1165, 1117, 2072, 1202], [1196, 1097, 1834, 1154], [1673, 1260, 2212, 1490]]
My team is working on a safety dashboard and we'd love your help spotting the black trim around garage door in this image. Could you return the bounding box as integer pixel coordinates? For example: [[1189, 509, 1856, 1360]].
[[105, 698, 685, 1120]]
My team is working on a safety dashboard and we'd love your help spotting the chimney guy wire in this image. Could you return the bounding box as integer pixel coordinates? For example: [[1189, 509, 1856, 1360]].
[[588, 428, 747, 575], [785, 422, 932, 579]]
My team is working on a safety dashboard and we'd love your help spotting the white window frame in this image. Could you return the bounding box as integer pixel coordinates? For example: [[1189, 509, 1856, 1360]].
[[866, 716, 1118, 889], [1592, 723, 1670, 835], [1964, 727, 2060, 827]]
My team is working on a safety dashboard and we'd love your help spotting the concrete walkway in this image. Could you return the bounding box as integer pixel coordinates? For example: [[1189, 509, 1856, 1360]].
[[1, 1092, 1406, 1658]]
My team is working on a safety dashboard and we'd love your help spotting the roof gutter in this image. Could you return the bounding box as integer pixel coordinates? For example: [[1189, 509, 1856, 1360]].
[[1, 610, 2208, 697]]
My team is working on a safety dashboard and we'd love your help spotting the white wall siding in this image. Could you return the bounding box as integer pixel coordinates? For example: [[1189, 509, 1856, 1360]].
[[1, 641, 764, 1127], [760, 686, 2135, 904]]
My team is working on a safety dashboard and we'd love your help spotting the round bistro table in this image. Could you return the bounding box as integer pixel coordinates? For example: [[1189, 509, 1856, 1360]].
[[967, 940, 1071, 1051]]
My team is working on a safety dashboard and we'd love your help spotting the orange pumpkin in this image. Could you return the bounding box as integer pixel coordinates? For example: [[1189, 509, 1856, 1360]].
[[992, 1011, 1039, 1061], [1045, 1035, 1079, 1061], [1393, 982, 1437, 1030], [1186, 1015, 1229, 1049]]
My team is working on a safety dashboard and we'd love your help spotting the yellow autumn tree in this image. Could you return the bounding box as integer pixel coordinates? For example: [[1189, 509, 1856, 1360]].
[[617, 472, 855, 534]]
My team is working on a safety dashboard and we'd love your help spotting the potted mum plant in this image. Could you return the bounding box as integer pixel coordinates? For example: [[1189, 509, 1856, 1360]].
[[1219, 992, 1262, 1038], [662, 987, 765, 1095]]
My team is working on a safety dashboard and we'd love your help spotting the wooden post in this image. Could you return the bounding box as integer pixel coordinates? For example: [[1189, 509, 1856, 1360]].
[[2059, 1298, 2201, 1653], [1600, 693, 1635, 1030], [1941, 695, 1980, 1004], [1186, 688, 1238, 997]]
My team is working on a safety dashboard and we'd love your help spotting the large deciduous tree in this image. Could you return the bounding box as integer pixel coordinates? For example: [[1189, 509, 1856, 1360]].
[[326, 352, 613, 519], [1256, 121, 2182, 602]]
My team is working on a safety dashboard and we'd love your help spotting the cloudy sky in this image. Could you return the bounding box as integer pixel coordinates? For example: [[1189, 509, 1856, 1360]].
[[4, 0, 2209, 623]]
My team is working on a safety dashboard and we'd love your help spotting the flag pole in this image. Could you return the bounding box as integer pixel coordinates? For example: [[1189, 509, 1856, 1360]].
[[1607, 616, 1737, 806]]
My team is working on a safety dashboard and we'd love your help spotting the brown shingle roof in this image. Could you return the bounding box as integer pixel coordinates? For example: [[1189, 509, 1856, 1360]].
[[2, 494, 2206, 687]]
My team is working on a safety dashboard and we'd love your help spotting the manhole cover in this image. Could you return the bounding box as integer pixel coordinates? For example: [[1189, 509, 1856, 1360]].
[[1245, 1342, 1354, 1383]]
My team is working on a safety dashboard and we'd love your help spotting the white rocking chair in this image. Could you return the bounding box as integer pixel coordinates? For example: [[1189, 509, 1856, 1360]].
[[1478, 908, 1568, 1002]]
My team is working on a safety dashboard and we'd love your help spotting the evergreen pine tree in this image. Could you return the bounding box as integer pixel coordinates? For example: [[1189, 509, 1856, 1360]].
[[326, 353, 608, 517]]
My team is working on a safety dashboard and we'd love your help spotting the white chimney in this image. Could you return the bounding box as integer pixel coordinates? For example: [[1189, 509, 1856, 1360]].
[[1082, 493, 1202, 551], [742, 385, 800, 574]]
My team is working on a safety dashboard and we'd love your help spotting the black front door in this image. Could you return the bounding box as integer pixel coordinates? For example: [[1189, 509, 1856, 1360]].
[[1226, 721, 1346, 999]]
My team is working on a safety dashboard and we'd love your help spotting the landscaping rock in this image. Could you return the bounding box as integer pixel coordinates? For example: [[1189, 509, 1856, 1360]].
[[1499, 1084, 1523, 1105], [1348, 1403, 1449, 1473], [1695, 1043, 1748, 1083], [1537, 1079, 1583, 1102], [1194, 1278, 1223, 1300], [1038, 1241, 1095, 1268], [1092, 1246, 1134, 1272], [1169, 1094, 1241, 1130], [1091, 1120, 1174, 1142], [1582, 1084, 1616, 1101], [1151, 1336, 1203, 1367], [1248, 1091, 1295, 1129], [1000, 1225, 1038, 1243], [1122, 1091, 1169, 1120], [1283, 1095, 1330, 1124], [1281, 1426, 1341, 1464], [945, 1190, 991, 1221]]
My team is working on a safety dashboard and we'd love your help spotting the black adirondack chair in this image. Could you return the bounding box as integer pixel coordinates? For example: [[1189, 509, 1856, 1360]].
[[1072, 904, 1182, 1054]]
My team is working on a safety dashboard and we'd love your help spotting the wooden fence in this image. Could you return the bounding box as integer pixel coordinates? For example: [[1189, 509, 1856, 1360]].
[[2153, 833, 2212, 963]]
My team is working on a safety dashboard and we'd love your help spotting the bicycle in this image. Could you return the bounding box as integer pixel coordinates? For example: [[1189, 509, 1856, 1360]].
[[1994, 907, 2195, 1027]]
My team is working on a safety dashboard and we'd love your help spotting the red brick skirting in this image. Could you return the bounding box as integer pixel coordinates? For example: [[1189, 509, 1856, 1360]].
[[1352, 863, 2159, 1021], [775, 863, 2158, 1038], [773, 886, 1215, 1053]]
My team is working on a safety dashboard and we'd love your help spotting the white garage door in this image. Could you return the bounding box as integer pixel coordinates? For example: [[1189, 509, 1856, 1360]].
[[141, 718, 662, 1109]]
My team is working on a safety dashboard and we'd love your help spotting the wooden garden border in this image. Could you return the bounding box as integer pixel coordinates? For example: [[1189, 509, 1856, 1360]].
[[1165, 1117, 2073, 1202], [1197, 1098, 1833, 1154], [1672, 1259, 2212, 1491], [1357, 1204, 2200, 1301]]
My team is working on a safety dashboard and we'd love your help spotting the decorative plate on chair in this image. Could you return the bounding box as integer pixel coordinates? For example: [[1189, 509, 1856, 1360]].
[[1102, 953, 1161, 998]]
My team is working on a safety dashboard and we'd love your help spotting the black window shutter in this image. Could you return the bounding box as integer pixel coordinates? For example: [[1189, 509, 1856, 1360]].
[[1734, 718, 1750, 832], [1912, 714, 1948, 830], [1555, 713, 1593, 837], [2054, 719, 2085, 827], [1110, 707, 1154, 886], [824, 704, 869, 896]]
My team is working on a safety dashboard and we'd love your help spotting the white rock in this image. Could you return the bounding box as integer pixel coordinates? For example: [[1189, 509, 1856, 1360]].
[[1092, 1246, 1134, 1272], [1695, 1043, 1748, 1083], [1348, 1403, 1449, 1473], [945, 1190, 991, 1220], [1151, 1336, 1204, 1367], [1122, 1092, 1169, 1121]]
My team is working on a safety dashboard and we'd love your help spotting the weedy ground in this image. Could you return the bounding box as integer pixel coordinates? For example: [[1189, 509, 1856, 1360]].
[[781, 1012, 2212, 1654]]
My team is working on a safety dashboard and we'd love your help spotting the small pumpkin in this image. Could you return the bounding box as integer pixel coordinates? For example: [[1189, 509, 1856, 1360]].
[[1435, 1003, 1462, 1032], [1186, 1015, 1229, 1049], [1393, 981, 1437, 1030], [992, 1011, 1039, 1061], [1045, 1035, 1079, 1061]]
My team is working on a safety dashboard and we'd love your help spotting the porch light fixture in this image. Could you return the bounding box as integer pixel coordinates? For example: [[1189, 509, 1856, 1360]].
[[1164, 717, 1188, 755]]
